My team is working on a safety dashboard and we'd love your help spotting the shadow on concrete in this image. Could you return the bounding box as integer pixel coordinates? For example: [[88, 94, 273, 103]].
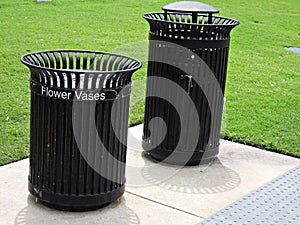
[[125, 129, 241, 192], [141, 156, 241, 194], [15, 195, 139, 225]]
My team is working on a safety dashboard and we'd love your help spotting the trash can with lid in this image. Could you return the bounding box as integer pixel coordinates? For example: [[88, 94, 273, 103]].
[[21, 50, 142, 211], [142, 1, 239, 165]]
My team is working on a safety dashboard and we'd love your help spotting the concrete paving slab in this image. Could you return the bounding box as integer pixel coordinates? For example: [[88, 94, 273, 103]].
[[125, 125, 300, 218], [0, 124, 299, 224], [0, 159, 201, 225]]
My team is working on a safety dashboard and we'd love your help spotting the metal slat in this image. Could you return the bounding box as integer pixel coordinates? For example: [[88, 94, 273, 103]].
[[85, 101, 95, 195], [62, 100, 71, 195]]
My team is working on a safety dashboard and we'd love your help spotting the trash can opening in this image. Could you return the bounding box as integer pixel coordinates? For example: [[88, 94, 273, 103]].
[[21, 50, 142, 73], [143, 13, 239, 40], [21, 50, 142, 90]]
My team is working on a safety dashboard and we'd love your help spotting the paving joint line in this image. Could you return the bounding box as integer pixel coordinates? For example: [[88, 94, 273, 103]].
[[126, 190, 205, 219]]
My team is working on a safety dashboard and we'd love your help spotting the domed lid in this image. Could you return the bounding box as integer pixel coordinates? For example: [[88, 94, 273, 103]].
[[162, 1, 219, 14]]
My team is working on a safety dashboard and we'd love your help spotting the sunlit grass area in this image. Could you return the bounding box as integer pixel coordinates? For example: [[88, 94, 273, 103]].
[[0, 0, 299, 165]]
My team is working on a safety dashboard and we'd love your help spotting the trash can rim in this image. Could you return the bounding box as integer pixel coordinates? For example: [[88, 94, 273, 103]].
[[21, 49, 142, 74], [143, 13, 239, 26]]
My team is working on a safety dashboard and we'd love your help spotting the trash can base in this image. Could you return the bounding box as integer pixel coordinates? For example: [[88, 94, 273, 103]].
[[28, 182, 125, 212], [143, 143, 219, 166]]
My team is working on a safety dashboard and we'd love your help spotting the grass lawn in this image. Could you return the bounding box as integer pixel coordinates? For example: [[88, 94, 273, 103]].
[[0, 0, 299, 166]]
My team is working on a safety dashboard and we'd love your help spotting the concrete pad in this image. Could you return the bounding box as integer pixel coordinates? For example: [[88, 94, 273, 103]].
[[0, 159, 200, 225], [0, 124, 299, 224], [125, 125, 300, 218]]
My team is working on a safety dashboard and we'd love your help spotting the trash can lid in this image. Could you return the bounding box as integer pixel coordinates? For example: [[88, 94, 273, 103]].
[[162, 1, 219, 14]]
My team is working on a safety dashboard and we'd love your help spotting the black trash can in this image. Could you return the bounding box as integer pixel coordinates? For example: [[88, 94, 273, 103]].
[[21, 50, 141, 211], [142, 1, 239, 165]]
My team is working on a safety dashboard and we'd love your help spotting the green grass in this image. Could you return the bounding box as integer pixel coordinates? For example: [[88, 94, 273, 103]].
[[0, 0, 299, 165]]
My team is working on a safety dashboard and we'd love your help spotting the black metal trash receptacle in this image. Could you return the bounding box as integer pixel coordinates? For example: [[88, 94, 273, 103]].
[[21, 50, 141, 211], [142, 1, 239, 165]]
